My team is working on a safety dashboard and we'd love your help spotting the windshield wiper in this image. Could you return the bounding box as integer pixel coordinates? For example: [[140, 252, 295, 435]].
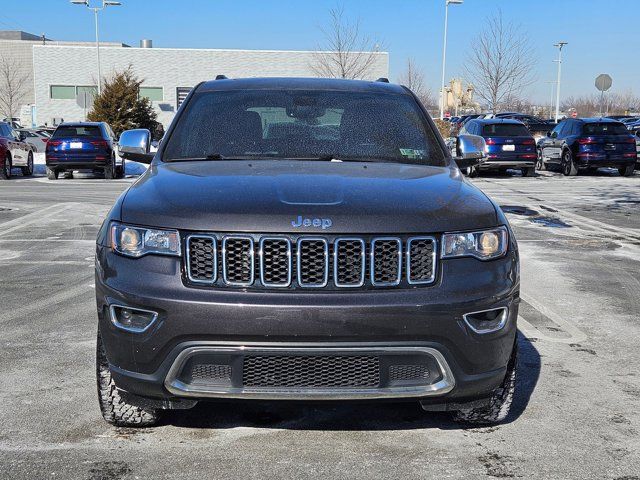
[[166, 153, 259, 162]]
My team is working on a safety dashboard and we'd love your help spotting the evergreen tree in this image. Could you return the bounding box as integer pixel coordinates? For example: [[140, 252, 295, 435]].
[[87, 67, 157, 137]]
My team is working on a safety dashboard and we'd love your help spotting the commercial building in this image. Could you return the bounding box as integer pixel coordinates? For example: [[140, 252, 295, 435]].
[[0, 31, 389, 128]]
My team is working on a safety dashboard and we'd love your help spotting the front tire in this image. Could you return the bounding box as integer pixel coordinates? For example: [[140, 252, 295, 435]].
[[562, 149, 578, 176], [21, 152, 34, 176], [96, 331, 160, 427], [0, 154, 10, 179], [619, 165, 635, 177], [453, 342, 518, 425]]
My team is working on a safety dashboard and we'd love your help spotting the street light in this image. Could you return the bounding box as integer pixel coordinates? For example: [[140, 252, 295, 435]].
[[440, 0, 463, 120], [553, 42, 567, 123], [70, 0, 122, 95]]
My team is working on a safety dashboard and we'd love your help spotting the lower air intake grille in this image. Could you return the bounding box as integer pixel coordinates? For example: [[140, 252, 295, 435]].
[[242, 355, 380, 388], [190, 364, 232, 383], [389, 364, 431, 381]]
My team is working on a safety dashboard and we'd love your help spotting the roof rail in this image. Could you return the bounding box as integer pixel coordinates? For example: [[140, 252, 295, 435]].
[[375, 77, 389, 83], [215, 75, 228, 80]]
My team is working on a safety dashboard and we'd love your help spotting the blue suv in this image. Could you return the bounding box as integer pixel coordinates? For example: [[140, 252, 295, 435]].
[[45, 122, 122, 180], [537, 118, 636, 176]]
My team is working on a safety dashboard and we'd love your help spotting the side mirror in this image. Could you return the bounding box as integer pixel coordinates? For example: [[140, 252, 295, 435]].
[[453, 134, 486, 169], [550, 131, 558, 139], [118, 129, 153, 164]]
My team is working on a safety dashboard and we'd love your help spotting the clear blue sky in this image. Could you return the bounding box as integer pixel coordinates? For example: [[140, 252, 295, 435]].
[[2, 0, 637, 102]]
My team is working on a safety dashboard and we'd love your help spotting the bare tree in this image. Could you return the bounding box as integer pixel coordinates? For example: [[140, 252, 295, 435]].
[[465, 11, 536, 113], [311, 5, 381, 80], [0, 55, 29, 120], [563, 92, 640, 117], [397, 58, 435, 109]]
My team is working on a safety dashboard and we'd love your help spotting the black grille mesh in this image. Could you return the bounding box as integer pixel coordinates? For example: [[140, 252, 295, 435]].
[[372, 240, 401, 285], [188, 237, 216, 282], [298, 239, 327, 286], [389, 364, 431, 381], [408, 238, 435, 283], [243, 355, 380, 388], [335, 239, 365, 286], [190, 364, 232, 382], [224, 238, 253, 284], [261, 239, 291, 286]]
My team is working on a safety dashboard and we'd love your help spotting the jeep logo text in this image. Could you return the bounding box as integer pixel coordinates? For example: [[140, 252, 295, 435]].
[[291, 216, 333, 230]]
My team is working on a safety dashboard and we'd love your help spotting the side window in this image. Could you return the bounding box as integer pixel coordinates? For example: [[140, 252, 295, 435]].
[[0, 124, 7, 137], [459, 123, 468, 135], [551, 121, 565, 137]]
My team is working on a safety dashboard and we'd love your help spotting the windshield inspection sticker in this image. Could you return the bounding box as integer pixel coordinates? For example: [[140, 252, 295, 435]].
[[399, 149, 426, 159]]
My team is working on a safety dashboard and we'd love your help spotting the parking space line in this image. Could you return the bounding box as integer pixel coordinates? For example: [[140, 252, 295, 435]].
[[0, 279, 94, 325], [517, 292, 587, 344], [0, 203, 77, 237]]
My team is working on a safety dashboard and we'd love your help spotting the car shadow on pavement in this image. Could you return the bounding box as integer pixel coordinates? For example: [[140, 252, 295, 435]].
[[162, 332, 540, 431]]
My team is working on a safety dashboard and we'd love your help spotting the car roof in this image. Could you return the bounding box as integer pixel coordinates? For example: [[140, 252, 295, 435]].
[[197, 77, 409, 95], [470, 118, 526, 125], [574, 117, 624, 124], [56, 122, 104, 127]]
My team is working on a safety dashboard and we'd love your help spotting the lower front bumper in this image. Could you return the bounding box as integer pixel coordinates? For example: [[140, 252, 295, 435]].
[[163, 344, 455, 400]]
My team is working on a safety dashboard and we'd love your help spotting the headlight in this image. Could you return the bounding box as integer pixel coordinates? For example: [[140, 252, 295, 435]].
[[441, 226, 508, 260], [110, 222, 180, 258]]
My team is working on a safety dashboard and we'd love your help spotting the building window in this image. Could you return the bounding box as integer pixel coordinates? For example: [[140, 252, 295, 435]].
[[139, 87, 163, 102], [50, 85, 76, 99], [176, 87, 192, 109]]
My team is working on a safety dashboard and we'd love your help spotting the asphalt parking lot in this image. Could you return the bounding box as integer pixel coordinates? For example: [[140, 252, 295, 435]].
[[1, 169, 639, 479]]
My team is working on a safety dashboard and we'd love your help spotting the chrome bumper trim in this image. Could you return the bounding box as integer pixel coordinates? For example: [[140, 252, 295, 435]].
[[164, 345, 455, 400]]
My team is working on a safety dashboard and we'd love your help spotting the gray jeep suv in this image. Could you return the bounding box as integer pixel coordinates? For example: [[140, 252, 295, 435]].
[[96, 77, 519, 427]]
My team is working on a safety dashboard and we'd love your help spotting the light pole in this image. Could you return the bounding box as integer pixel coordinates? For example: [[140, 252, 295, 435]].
[[553, 42, 567, 123], [440, 0, 463, 120], [70, 0, 122, 95]]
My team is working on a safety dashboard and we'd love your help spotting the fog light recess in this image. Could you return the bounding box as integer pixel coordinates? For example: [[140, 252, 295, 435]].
[[109, 305, 158, 333], [463, 307, 508, 334]]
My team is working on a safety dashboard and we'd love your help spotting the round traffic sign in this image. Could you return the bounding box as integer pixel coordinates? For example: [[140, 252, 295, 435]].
[[595, 74, 612, 92]]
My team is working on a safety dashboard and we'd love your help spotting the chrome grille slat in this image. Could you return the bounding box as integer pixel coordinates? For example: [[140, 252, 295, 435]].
[[186, 235, 217, 284], [297, 238, 329, 288], [259, 237, 292, 287], [370, 237, 402, 286], [186, 234, 436, 289], [407, 236, 436, 285], [334, 238, 365, 287], [222, 236, 255, 286]]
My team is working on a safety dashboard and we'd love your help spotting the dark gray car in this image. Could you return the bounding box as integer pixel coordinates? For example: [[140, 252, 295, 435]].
[[97, 77, 519, 427]]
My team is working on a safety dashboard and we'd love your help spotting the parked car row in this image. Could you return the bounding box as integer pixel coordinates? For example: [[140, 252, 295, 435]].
[[0, 120, 127, 180], [448, 117, 638, 178]]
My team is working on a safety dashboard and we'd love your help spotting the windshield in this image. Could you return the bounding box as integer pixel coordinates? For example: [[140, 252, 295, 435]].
[[482, 124, 531, 137], [582, 122, 628, 135], [162, 89, 445, 165], [53, 125, 102, 138]]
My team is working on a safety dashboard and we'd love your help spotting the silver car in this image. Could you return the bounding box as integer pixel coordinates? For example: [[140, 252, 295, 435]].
[[18, 129, 49, 153]]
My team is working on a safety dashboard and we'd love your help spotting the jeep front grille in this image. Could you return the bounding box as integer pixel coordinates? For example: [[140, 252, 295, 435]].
[[185, 234, 436, 290]]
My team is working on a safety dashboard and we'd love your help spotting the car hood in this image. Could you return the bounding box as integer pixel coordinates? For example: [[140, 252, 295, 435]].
[[120, 160, 498, 233]]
